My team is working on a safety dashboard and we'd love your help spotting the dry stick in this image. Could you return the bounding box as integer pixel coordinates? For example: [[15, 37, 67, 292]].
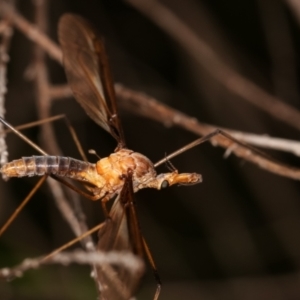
[[220, 129, 300, 157], [31, 1, 93, 250], [0, 18, 13, 168], [0, 249, 144, 280], [125, 0, 300, 132]]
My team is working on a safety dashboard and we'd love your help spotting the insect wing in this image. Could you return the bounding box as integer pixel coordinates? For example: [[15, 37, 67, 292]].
[[58, 14, 125, 145], [96, 172, 145, 300]]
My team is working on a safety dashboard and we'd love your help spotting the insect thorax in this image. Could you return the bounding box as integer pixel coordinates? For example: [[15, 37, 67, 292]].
[[95, 149, 157, 190]]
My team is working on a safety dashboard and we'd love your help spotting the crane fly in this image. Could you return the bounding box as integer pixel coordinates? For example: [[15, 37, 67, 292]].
[[0, 14, 202, 299]]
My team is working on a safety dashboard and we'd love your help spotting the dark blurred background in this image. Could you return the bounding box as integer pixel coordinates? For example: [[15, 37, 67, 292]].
[[1, 0, 300, 299]]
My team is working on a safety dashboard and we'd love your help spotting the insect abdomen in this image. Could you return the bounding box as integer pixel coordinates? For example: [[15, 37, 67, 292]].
[[1, 156, 94, 180]]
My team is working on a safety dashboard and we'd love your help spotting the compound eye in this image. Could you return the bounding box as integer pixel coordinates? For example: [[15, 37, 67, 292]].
[[161, 180, 169, 189]]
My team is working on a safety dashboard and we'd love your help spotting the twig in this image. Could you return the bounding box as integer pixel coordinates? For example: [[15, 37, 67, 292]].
[[0, 17, 13, 170], [0, 250, 144, 279], [220, 130, 300, 157]]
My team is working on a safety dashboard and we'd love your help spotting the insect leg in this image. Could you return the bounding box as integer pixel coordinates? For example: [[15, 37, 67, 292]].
[[0, 176, 47, 237], [41, 222, 105, 262], [142, 236, 162, 300]]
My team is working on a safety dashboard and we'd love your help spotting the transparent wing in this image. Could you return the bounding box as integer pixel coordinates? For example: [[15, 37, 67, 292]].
[[58, 14, 125, 146], [96, 172, 145, 300]]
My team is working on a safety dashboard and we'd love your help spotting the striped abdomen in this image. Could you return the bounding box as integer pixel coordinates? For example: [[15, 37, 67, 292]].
[[1, 156, 96, 181]]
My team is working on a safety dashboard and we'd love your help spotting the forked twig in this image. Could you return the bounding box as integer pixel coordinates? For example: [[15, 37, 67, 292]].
[[0, 250, 144, 280]]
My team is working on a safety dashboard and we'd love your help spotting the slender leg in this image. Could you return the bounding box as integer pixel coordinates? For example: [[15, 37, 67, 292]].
[[142, 237, 162, 300], [0, 176, 47, 236], [42, 222, 105, 262]]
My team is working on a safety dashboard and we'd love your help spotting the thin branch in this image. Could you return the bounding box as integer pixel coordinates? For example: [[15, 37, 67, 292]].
[[0, 250, 144, 279], [221, 129, 300, 157], [0, 16, 13, 170]]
